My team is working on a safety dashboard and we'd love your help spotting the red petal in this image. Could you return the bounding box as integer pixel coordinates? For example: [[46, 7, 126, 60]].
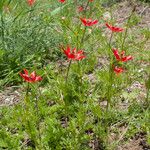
[[80, 18, 87, 26], [113, 49, 120, 60], [106, 23, 111, 29], [20, 73, 31, 82], [114, 66, 124, 75], [68, 53, 75, 59], [19, 72, 24, 78], [66, 46, 70, 53], [23, 69, 28, 75], [64, 46, 71, 57], [76, 55, 86, 60], [27, 0, 35, 6], [122, 56, 133, 62], [35, 76, 42, 82], [59, 0, 65, 3], [92, 20, 98, 25], [30, 71, 36, 80], [78, 6, 84, 12], [77, 50, 83, 54], [106, 23, 123, 32], [121, 51, 125, 57], [72, 48, 77, 54]]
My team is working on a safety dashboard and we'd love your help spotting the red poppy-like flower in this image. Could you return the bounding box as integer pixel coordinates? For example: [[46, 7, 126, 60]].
[[80, 18, 98, 26], [63, 46, 85, 61], [78, 6, 84, 12], [59, 0, 65, 3], [113, 66, 124, 75], [27, 0, 35, 6], [20, 69, 42, 83], [106, 23, 123, 32], [89, 0, 94, 2], [113, 49, 133, 62]]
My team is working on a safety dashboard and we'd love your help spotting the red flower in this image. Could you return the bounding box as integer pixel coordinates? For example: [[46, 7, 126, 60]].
[[78, 6, 84, 12], [106, 23, 123, 32], [20, 69, 42, 83], [80, 18, 98, 26], [27, 0, 35, 6], [89, 0, 94, 2], [113, 49, 133, 62], [63, 46, 85, 61], [113, 66, 124, 75], [59, 0, 65, 3]]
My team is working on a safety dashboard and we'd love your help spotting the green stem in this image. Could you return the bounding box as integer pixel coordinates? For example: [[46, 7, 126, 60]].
[[121, 6, 136, 50], [77, 25, 88, 89], [146, 75, 150, 104], [25, 83, 30, 105], [121, 27, 127, 50], [106, 31, 114, 110], [146, 89, 149, 103], [109, 32, 113, 45], [62, 20, 76, 35], [24, 83, 37, 148], [80, 26, 87, 48], [84, 1, 90, 15], [66, 60, 72, 83], [26, 82, 29, 95], [0, 11, 5, 48], [109, 32, 113, 50], [35, 95, 42, 149], [76, 0, 90, 49], [32, 85, 42, 148], [107, 68, 113, 110], [25, 82, 29, 115], [77, 60, 83, 95]]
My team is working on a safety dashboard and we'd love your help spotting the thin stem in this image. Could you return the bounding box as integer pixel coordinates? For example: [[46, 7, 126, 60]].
[[121, 6, 136, 50], [77, 26, 88, 90], [77, 60, 83, 96], [66, 60, 72, 83], [25, 83, 30, 105], [62, 20, 76, 35], [24, 83, 37, 148], [35, 94, 42, 149], [76, 0, 90, 49], [146, 89, 149, 103], [121, 27, 127, 50], [0, 11, 5, 48], [84, 1, 90, 14], [76, 23, 83, 50], [106, 68, 113, 110], [26, 83, 29, 95], [108, 31, 113, 51], [29, 84, 43, 149], [146, 74, 150, 104], [109, 32, 113, 46], [80, 26, 87, 48], [106, 31, 114, 110]]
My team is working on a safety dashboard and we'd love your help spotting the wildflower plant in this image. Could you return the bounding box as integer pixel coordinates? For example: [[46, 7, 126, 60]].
[[0, 0, 150, 150], [19, 69, 43, 149]]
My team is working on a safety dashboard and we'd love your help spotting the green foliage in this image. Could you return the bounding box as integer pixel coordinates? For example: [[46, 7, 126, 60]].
[[0, 0, 150, 150]]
